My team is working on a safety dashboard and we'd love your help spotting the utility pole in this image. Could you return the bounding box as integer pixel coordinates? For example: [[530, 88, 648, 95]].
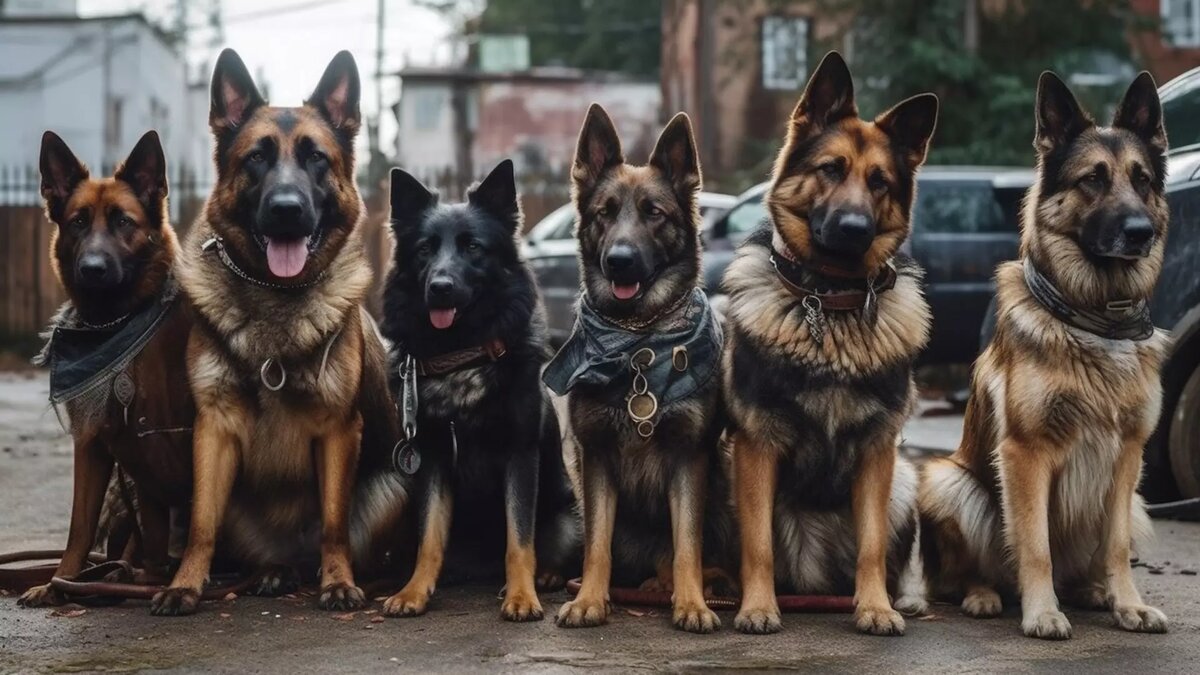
[[964, 0, 979, 55], [101, 20, 113, 171], [369, 0, 387, 188]]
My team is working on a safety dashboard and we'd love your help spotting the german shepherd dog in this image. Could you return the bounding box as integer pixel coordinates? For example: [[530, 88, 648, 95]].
[[721, 52, 938, 636], [379, 160, 578, 621], [150, 49, 409, 615], [18, 131, 195, 606], [550, 105, 732, 634], [918, 72, 1170, 640]]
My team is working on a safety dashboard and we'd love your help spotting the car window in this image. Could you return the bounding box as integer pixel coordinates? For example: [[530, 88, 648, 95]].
[[1164, 78, 1200, 152], [913, 181, 1008, 234], [700, 205, 730, 231], [530, 205, 576, 241], [723, 194, 768, 239]]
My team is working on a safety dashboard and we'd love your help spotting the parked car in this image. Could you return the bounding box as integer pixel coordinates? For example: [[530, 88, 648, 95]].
[[524, 192, 736, 342], [704, 168, 1034, 365]]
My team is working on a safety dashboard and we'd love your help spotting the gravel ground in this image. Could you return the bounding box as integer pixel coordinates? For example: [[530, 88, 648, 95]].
[[2, 370, 1199, 674]]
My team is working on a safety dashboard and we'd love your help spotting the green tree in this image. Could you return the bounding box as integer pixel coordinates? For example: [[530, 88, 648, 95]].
[[826, 0, 1147, 165], [478, 0, 661, 77]]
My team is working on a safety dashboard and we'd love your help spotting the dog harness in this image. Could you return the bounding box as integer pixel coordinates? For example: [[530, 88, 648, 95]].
[[542, 288, 722, 438], [769, 230, 898, 346], [1022, 258, 1155, 341]]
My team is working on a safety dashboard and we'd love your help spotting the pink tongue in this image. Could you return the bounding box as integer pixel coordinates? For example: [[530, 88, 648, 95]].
[[265, 237, 310, 278], [429, 308, 457, 330], [612, 282, 641, 300]]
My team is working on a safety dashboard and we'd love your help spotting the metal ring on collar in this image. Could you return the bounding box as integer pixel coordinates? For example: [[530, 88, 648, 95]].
[[631, 347, 655, 368], [260, 358, 287, 391]]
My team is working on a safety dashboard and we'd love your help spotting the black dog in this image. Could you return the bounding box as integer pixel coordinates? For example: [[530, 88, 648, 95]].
[[379, 160, 579, 622]]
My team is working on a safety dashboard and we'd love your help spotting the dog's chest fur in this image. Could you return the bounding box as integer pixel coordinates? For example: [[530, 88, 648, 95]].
[[722, 237, 927, 506]]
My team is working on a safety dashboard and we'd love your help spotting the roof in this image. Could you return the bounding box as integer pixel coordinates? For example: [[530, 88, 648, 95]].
[[395, 65, 654, 86], [0, 12, 178, 52]]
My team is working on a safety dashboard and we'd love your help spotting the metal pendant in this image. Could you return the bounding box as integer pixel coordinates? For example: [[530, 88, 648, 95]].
[[393, 439, 422, 475], [627, 391, 658, 422], [113, 370, 135, 425], [863, 278, 879, 328], [802, 295, 827, 346], [400, 355, 419, 442]]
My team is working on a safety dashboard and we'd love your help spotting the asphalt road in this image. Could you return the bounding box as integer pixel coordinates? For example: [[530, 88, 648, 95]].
[[2, 371, 1199, 674]]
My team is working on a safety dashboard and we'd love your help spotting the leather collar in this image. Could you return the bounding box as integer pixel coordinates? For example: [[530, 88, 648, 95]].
[[769, 231, 897, 311], [413, 338, 507, 376], [1022, 259, 1154, 341]]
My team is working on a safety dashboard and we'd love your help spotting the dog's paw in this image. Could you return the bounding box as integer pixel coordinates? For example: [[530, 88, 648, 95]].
[[962, 588, 1003, 618], [1113, 604, 1168, 633], [673, 600, 720, 634], [894, 593, 929, 617], [734, 605, 782, 635], [1022, 609, 1072, 640], [855, 605, 906, 636], [555, 596, 609, 628], [382, 587, 430, 617], [500, 588, 544, 622], [150, 587, 200, 616], [535, 570, 565, 592], [249, 565, 300, 597], [318, 583, 365, 611], [17, 583, 63, 608]]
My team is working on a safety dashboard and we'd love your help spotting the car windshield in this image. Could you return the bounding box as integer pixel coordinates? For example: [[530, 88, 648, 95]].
[[1163, 72, 1200, 152], [529, 205, 576, 241], [722, 193, 768, 240]]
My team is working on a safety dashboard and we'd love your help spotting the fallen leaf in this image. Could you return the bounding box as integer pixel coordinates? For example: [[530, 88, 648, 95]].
[[363, 609, 378, 615], [370, 615, 385, 623], [223, 593, 238, 601], [50, 608, 87, 618], [364, 624, 376, 630], [332, 612, 356, 621], [918, 614, 942, 621], [219, 613, 232, 619], [624, 608, 646, 617]]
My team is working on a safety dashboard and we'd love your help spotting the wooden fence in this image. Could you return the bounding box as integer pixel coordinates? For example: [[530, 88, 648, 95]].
[[0, 165, 570, 344]]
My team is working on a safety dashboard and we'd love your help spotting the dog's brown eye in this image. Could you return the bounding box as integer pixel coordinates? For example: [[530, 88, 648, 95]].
[[416, 242, 432, 256], [69, 215, 87, 231], [467, 241, 482, 252], [308, 150, 327, 165], [247, 151, 265, 164], [868, 171, 888, 193], [1134, 170, 1151, 187], [1080, 172, 1102, 188], [646, 205, 663, 217], [119, 216, 135, 229], [597, 206, 612, 218], [820, 161, 843, 180]]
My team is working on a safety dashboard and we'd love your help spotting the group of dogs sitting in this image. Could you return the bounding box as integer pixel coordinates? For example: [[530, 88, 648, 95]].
[[16, 48, 1173, 642]]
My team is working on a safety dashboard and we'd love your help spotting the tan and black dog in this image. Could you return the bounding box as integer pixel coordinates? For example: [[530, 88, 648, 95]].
[[547, 105, 733, 634], [919, 72, 1170, 640], [18, 131, 195, 606], [722, 51, 938, 636], [150, 49, 409, 615]]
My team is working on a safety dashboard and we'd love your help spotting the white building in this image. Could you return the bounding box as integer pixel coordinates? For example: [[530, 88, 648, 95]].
[[0, 12, 212, 208]]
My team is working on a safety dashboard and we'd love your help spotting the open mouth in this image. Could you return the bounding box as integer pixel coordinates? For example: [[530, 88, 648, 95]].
[[254, 233, 321, 279], [611, 281, 641, 301], [429, 307, 457, 330]]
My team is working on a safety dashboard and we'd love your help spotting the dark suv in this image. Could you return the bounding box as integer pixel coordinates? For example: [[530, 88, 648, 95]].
[[706, 167, 1034, 364]]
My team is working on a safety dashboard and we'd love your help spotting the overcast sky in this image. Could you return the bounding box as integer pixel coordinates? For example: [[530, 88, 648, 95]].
[[78, 0, 454, 153]]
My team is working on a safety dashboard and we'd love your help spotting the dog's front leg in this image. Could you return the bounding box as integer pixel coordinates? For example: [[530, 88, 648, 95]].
[[999, 436, 1070, 639], [151, 410, 241, 615], [500, 445, 543, 621], [669, 456, 720, 633], [1095, 435, 1167, 633], [18, 435, 113, 607], [555, 450, 615, 628], [383, 465, 452, 617], [852, 444, 905, 636], [733, 431, 781, 634], [315, 412, 365, 610]]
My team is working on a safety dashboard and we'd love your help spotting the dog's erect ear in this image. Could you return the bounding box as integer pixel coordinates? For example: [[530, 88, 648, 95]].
[[115, 130, 168, 209], [307, 50, 361, 132], [210, 48, 265, 131], [389, 168, 436, 232], [1113, 71, 1167, 155], [875, 94, 939, 169], [468, 159, 521, 231], [1034, 71, 1094, 154], [791, 51, 858, 131], [649, 112, 701, 202], [572, 103, 624, 192], [39, 131, 89, 222]]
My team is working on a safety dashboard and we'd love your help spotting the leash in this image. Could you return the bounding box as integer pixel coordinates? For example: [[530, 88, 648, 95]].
[[563, 578, 854, 613]]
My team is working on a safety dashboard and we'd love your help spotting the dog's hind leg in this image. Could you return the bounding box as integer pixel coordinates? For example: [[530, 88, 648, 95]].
[[383, 467, 452, 618], [732, 432, 781, 635], [1093, 435, 1167, 633], [152, 410, 242, 616], [669, 457, 721, 633], [894, 520, 929, 616], [556, 453, 616, 629], [501, 447, 544, 622], [852, 443, 906, 636], [18, 435, 114, 608]]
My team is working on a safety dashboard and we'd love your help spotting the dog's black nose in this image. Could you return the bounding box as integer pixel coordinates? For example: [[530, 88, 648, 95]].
[[834, 211, 873, 242], [605, 244, 636, 272], [1122, 215, 1154, 247], [268, 192, 304, 222], [77, 254, 111, 283], [429, 277, 455, 297]]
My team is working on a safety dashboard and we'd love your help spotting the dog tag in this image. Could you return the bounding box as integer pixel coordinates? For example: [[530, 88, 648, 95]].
[[393, 440, 422, 475], [628, 391, 658, 421], [113, 370, 135, 425]]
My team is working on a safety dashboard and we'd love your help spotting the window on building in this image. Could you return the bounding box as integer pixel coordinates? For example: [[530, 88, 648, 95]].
[[1164, 0, 1200, 48], [762, 16, 809, 90], [412, 88, 443, 131]]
